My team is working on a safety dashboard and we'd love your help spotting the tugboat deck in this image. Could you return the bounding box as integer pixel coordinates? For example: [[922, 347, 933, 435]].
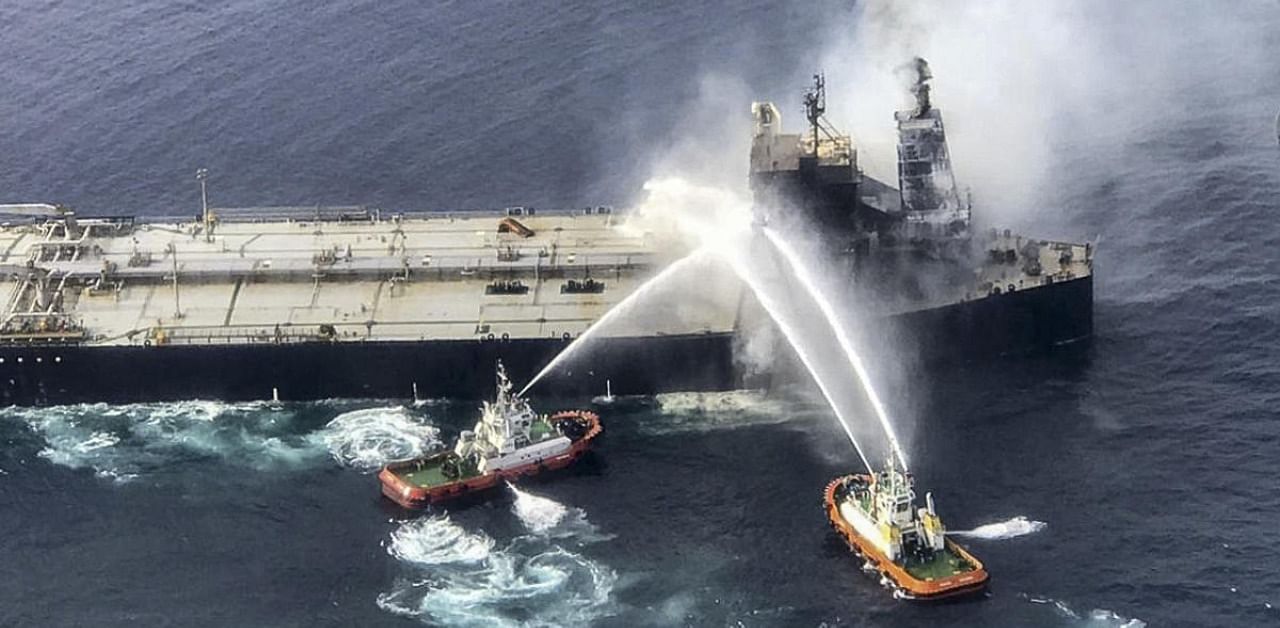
[[849, 492, 977, 580], [900, 545, 978, 581], [398, 461, 465, 488]]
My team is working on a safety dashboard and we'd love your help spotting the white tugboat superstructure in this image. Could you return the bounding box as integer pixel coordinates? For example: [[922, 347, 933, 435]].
[[379, 360, 602, 508], [837, 461, 947, 562], [452, 361, 572, 473]]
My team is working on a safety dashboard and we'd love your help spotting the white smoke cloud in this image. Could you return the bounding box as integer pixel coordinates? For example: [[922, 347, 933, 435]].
[[818, 0, 1277, 227], [620, 1, 1278, 466], [641, 73, 755, 194]]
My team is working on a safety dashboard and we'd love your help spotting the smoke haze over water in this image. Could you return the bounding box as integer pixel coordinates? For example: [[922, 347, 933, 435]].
[[818, 0, 1280, 228], [622, 1, 1280, 464]]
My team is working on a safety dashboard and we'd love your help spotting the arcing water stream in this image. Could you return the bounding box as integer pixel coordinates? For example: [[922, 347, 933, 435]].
[[761, 228, 909, 469], [518, 249, 714, 397], [712, 229, 876, 471], [521, 179, 907, 472]]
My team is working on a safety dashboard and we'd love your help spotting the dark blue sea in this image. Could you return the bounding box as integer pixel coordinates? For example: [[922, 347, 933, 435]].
[[2, 1, 1280, 626]]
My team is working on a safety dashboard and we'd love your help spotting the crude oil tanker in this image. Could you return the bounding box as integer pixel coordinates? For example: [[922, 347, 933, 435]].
[[0, 64, 1091, 405]]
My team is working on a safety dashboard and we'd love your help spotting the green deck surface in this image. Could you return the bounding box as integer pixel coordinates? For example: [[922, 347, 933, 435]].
[[395, 457, 479, 488], [901, 548, 974, 580], [530, 419, 555, 441], [401, 464, 452, 487]]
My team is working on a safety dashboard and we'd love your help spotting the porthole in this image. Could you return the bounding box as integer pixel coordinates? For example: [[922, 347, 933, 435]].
[[16, 357, 22, 363], [55, 356, 61, 363], [35, 357, 42, 363]]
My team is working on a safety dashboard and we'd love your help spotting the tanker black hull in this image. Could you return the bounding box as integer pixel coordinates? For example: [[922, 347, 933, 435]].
[[0, 276, 1091, 406], [896, 274, 1094, 361]]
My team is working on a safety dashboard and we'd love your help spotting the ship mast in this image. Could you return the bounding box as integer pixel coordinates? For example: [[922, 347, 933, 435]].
[[196, 168, 211, 242], [495, 359, 515, 404], [803, 73, 826, 158], [800, 72, 850, 162]]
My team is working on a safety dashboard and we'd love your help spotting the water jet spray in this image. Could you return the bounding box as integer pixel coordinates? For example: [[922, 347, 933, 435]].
[[519, 249, 714, 396], [714, 239, 875, 471], [762, 227, 909, 470]]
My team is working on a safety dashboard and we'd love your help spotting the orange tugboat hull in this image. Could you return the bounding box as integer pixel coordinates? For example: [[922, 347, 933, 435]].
[[823, 475, 989, 601], [379, 410, 601, 509]]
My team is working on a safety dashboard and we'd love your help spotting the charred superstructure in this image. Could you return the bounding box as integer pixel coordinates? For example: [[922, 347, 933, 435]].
[[750, 65, 970, 244], [0, 65, 1092, 405], [749, 60, 1092, 359], [894, 58, 970, 243]]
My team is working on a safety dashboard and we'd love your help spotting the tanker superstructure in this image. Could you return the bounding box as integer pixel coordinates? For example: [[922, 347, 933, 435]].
[[749, 65, 1092, 362], [0, 64, 1092, 405]]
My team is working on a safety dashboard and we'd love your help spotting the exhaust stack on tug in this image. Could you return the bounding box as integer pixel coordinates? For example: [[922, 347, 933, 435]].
[[824, 461, 988, 600]]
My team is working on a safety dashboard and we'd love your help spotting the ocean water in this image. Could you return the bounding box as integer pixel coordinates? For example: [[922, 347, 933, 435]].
[[3, 1, 1280, 626]]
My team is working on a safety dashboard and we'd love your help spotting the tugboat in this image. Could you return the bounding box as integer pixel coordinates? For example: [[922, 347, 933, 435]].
[[824, 462, 989, 600], [378, 361, 601, 509]]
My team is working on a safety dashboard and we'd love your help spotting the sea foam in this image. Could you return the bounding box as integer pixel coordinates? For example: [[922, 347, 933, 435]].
[[3, 400, 328, 481], [1026, 594, 1147, 627], [378, 514, 616, 627], [507, 483, 610, 541], [644, 389, 803, 436], [320, 406, 441, 472], [510, 483, 569, 533], [950, 516, 1047, 540]]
